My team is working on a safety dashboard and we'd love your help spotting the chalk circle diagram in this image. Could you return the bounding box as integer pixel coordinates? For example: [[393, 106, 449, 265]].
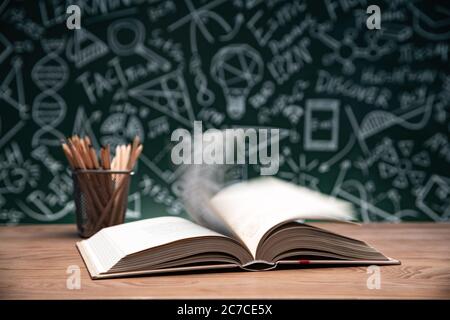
[[211, 44, 263, 120], [108, 18, 171, 71], [100, 112, 145, 148]]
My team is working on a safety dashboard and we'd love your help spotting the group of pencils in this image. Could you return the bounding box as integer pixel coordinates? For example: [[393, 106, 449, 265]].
[[61, 135, 143, 236]]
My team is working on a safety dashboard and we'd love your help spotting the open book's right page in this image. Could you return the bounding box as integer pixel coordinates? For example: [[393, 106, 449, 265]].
[[209, 177, 355, 258]]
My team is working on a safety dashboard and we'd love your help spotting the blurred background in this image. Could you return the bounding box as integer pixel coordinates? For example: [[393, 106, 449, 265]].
[[0, 0, 449, 224]]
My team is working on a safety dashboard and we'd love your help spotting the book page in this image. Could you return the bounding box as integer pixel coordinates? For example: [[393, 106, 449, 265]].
[[101, 216, 228, 256], [209, 177, 355, 257], [80, 216, 230, 274]]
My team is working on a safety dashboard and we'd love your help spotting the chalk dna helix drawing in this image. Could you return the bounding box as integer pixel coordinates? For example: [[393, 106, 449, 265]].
[[31, 38, 68, 147]]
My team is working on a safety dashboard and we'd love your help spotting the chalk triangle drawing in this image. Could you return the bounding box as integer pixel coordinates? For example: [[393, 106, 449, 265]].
[[66, 28, 109, 68], [408, 170, 426, 186], [0, 58, 26, 114], [412, 151, 431, 167], [378, 162, 398, 179], [398, 140, 414, 157], [381, 146, 399, 164], [128, 70, 195, 127], [0, 33, 13, 65], [125, 192, 141, 219], [393, 175, 408, 189], [72, 106, 101, 150]]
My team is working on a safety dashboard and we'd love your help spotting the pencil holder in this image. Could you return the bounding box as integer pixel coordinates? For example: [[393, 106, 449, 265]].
[[72, 169, 134, 238]]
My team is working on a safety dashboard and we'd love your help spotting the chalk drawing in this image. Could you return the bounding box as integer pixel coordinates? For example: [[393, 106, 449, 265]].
[[304, 99, 340, 152], [125, 192, 141, 219], [128, 70, 195, 127], [0, 1, 448, 223], [100, 112, 145, 148], [0, 142, 39, 194], [169, 0, 243, 107], [66, 28, 109, 68], [190, 53, 215, 107], [331, 161, 401, 222], [0, 33, 13, 65], [0, 0, 10, 15], [31, 39, 68, 147], [147, 116, 170, 139], [1, 57, 27, 115], [108, 18, 171, 71], [416, 175, 450, 221], [311, 27, 393, 74], [409, 3, 450, 41], [168, 0, 229, 41], [345, 95, 435, 156], [17, 197, 74, 222], [278, 150, 319, 190], [211, 44, 263, 119], [372, 138, 429, 190], [72, 106, 102, 150]]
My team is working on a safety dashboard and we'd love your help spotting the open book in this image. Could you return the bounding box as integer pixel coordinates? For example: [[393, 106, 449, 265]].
[[77, 177, 400, 279]]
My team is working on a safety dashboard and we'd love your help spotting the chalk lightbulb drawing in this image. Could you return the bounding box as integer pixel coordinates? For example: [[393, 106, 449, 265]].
[[211, 44, 263, 120]]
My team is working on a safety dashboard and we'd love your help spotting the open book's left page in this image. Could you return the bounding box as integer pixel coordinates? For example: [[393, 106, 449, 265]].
[[77, 216, 231, 275]]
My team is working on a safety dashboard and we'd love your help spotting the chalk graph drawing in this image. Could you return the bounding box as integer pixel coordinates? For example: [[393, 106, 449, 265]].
[[108, 18, 171, 71], [31, 39, 68, 147], [211, 44, 263, 120], [345, 94, 435, 156]]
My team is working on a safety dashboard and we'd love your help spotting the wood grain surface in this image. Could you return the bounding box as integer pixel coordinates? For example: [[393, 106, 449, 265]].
[[1, 223, 449, 299]]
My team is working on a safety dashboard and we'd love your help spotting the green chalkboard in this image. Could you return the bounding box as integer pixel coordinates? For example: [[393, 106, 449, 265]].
[[0, 0, 449, 224]]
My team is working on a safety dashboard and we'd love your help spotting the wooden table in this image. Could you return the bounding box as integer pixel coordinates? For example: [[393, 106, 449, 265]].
[[1, 223, 449, 299]]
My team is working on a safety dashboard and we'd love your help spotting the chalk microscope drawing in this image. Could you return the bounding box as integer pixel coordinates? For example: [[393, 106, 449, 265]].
[[0, 0, 449, 223]]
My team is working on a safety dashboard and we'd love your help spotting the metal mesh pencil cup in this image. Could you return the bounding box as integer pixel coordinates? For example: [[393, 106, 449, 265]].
[[72, 170, 134, 238]]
